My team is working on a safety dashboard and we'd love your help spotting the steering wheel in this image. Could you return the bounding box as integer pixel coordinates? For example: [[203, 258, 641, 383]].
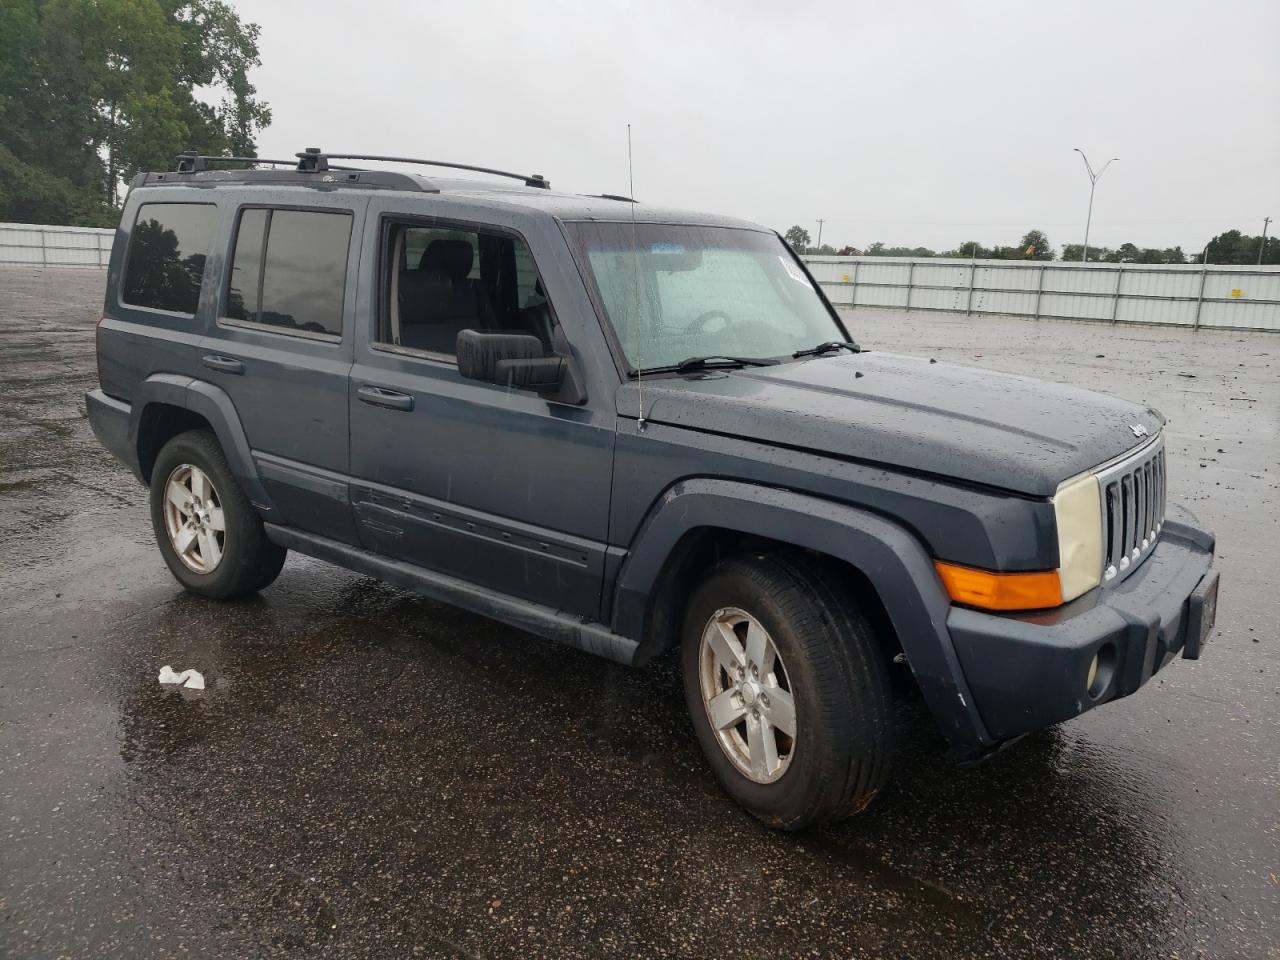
[[685, 309, 735, 336]]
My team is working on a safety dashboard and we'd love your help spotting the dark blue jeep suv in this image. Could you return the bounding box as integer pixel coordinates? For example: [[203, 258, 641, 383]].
[[86, 149, 1220, 828]]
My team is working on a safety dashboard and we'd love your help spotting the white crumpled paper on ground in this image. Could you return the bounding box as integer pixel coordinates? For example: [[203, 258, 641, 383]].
[[158, 665, 205, 690]]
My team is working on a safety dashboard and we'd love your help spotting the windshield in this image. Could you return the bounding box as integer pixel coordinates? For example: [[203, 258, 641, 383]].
[[564, 222, 847, 371]]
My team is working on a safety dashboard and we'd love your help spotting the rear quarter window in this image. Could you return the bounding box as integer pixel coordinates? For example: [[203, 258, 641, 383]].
[[224, 207, 352, 339], [121, 202, 216, 315]]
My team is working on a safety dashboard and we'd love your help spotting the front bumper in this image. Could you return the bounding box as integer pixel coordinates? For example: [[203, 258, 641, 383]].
[[947, 505, 1217, 745]]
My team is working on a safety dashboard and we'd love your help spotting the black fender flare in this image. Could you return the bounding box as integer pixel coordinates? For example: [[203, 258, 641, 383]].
[[129, 374, 278, 519], [612, 478, 992, 749]]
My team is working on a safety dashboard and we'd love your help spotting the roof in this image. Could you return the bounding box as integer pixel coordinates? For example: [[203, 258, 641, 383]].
[[133, 151, 768, 232], [424, 178, 766, 229]]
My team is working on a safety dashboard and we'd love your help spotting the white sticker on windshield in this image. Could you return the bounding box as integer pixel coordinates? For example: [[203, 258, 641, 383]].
[[779, 255, 813, 287]]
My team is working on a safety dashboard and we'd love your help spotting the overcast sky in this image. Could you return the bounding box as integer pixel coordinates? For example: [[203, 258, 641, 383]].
[[240, 0, 1280, 254]]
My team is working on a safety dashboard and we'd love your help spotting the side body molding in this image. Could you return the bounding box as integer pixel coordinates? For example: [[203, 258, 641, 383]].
[[129, 374, 278, 519], [612, 478, 992, 749]]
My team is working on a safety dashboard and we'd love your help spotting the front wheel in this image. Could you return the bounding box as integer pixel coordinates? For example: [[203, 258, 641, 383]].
[[681, 554, 894, 830], [149, 430, 286, 599]]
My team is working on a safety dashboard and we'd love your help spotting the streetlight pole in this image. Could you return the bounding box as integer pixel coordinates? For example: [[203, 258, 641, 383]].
[[1260, 216, 1272, 266], [1073, 149, 1118, 262], [815, 218, 825, 253]]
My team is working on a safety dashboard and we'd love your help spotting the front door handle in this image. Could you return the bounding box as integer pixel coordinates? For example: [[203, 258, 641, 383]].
[[201, 354, 244, 375], [357, 385, 415, 411]]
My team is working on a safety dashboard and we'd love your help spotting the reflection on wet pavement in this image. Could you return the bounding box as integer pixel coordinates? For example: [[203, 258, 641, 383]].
[[1, 268, 1277, 958]]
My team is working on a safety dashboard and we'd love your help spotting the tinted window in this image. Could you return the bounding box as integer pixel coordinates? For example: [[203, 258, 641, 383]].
[[225, 208, 267, 322], [122, 202, 214, 314], [224, 208, 352, 338], [381, 223, 554, 357]]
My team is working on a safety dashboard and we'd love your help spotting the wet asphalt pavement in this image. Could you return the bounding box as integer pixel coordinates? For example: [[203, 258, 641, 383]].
[[1, 265, 1277, 959]]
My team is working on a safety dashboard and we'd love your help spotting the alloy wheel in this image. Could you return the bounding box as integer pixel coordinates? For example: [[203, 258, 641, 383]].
[[697, 606, 797, 783], [162, 464, 226, 574]]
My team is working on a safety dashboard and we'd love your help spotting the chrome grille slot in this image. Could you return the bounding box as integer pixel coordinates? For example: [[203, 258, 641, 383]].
[[1152, 463, 1162, 545], [1097, 435, 1166, 584]]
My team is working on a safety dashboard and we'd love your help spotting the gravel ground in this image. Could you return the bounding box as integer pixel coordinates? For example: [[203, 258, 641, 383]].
[[1, 266, 1277, 959]]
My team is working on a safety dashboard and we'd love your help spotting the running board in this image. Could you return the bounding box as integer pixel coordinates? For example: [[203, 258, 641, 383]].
[[263, 524, 639, 665]]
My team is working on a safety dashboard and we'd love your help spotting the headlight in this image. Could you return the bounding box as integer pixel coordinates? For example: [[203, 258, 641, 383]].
[[934, 473, 1104, 611], [1053, 473, 1103, 602], [935, 473, 1102, 611]]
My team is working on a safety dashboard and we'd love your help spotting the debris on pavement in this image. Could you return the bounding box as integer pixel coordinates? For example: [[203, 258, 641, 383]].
[[158, 665, 205, 690]]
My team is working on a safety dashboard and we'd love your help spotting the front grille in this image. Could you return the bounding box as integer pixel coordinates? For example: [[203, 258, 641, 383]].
[[1097, 435, 1166, 583]]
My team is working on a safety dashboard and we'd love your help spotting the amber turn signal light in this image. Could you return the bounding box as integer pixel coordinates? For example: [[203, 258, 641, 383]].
[[934, 561, 1064, 612]]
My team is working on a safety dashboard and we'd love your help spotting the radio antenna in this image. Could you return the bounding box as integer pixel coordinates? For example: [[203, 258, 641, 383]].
[[628, 123, 645, 430]]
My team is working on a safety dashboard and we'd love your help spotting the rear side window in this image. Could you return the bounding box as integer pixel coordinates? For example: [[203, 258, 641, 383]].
[[122, 202, 215, 315], [225, 208, 352, 338]]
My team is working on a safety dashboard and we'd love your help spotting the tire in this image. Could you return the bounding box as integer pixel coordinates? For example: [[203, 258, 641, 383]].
[[149, 429, 286, 599], [681, 553, 894, 830]]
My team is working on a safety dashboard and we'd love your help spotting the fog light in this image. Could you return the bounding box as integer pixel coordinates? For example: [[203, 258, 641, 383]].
[[1087, 643, 1116, 699]]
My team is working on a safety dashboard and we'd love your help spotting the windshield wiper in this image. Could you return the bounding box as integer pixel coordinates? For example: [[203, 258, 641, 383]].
[[792, 340, 861, 359], [672, 355, 781, 373]]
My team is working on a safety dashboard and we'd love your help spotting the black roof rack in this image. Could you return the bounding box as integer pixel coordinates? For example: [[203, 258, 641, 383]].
[[294, 147, 550, 188], [162, 147, 551, 194], [174, 151, 299, 173], [590, 193, 637, 203]]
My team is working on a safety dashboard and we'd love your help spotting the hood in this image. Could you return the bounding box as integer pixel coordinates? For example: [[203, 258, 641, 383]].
[[616, 353, 1164, 497]]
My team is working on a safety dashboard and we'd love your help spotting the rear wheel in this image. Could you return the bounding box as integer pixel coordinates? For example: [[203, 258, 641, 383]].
[[149, 430, 286, 599], [681, 554, 894, 829]]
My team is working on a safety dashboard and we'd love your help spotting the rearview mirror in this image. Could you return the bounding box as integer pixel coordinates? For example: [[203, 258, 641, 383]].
[[456, 330, 564, 393], [649, 247, 703, 272]]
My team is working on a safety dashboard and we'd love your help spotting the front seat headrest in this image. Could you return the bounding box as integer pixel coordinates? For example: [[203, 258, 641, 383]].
[[419, 239, 474, 281]]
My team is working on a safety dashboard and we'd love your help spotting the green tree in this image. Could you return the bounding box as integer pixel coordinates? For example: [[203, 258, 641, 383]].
[[0, 0, 45, 162], [784, 225, 811, 252], [1019, 229, 1054, 261], [1205, 229, 1246, 264], [1203, 228, 1279, 265], [0, 0, 271, 225], [947, 240, 987, 258], [1061, 243, 1114, 262], [1062, 242, 1188, 264], [867, 242, 937, 257], [0, 146, 117, 226], [173, 1, 271, 155], [1104, 242, 1141, 263]]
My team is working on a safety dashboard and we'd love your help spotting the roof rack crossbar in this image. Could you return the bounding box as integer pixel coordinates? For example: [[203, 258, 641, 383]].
[[295, 149, 550, 189], [174, 152, 299, 173]]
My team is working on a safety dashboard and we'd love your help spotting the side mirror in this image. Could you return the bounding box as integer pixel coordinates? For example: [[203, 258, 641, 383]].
[[456, 330, 564, 392]]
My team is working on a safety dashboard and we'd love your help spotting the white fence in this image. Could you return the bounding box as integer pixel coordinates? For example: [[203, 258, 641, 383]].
[[3, 222, 1278, 332], [0, 222, 114, 268], [803, 255, 1280, 332]]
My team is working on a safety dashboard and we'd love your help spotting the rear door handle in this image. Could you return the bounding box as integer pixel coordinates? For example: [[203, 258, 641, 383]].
[[357, 385, 415, 411], [201, 354, 244, 375]]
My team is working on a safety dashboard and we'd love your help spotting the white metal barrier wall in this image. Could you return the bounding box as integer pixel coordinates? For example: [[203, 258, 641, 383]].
[[0, 222, 114, 268], [4, 223, 1278, 332], [803, 255, 1280, 332]]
